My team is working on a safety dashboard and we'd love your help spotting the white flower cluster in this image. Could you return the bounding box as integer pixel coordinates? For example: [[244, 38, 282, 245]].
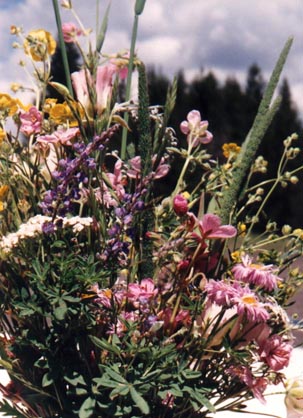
[[0, 215, 93, 254]]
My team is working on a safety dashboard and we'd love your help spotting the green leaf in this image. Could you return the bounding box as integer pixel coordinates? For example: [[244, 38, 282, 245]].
[[64, 372, 86, 387], [130, 386, 149, 415], [103, 367, 127, 384], [89, 335, 121, 356], [42, 372, 53, 387], [54, 305, 67, 320], [96, 1, 111, 53], [110, 383, 130, 399], [79, 397, 96, 418]]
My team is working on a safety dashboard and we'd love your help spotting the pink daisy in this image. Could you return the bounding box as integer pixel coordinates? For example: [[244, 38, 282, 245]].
[[205, 279, 240, 307], [231, 286, 270, 323], [232, 255, 281, 291]]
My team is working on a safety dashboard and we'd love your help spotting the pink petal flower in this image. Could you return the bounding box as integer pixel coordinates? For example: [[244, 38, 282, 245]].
[[199, 213, 237, 239], [71, 69, 91, 112], [180, 110, 213, 147], [20, 106, 42, 136], [259, 334, 292, 371], [62, 22, 83, 43], [95, 65, 116, 115], [232, 255, 280, 291]]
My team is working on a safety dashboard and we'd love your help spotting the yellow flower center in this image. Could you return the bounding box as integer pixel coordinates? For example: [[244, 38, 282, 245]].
[[241, 295, 258, 306]]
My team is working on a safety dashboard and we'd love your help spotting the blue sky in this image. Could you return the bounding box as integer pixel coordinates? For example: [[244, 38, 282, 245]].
[[0, 0, 302, 117]]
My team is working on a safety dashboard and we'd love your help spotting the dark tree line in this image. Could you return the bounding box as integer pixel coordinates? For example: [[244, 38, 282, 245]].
[[148, 65, 303, 228], [48, 40, 303, 227]]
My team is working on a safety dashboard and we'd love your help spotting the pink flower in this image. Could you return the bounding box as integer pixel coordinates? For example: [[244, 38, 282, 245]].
[[95, 65, 117, 114], [37, 127, 79, 145], [108, 311, 138, 337], [159, 307, 191, 331], [71, 69, 91, 113], [127, 156, 169, 180], [127, 278, 158, 308], [62, 22, 83, 43], [232, 286, 270, 323], [205, 279, 240, 307], [180, 110, 213, 147], [227, 365, 267, 404], [106, 159, 127, 199], [198, 213, 237, 239], [20, 106, 42, 136], [258, 334, 292, 371], [71, 65, 117, 116], [173, 194, 189, 216], [232, 255, 280, 291]]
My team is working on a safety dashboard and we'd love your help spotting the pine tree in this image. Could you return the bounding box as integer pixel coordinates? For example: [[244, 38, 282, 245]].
[[47, 41, 82, 101]]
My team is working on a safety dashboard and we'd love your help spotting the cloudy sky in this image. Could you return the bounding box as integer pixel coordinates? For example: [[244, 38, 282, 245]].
[[0, 0, 302, 117]]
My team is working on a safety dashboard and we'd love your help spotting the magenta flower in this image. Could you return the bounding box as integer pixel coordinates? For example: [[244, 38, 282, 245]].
[[258, 334, 292, 371], [20, 106, 42, 136], [198, 213, 237, 239], [62, 22, 83, 43], [232, 255, 281, 291], [180, 110, 213, 147], [173, 194, 189, 216]]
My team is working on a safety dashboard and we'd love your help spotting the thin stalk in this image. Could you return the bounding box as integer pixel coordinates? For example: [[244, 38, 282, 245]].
[[52, 0, 74, 98], [121, 13, 139, 159]]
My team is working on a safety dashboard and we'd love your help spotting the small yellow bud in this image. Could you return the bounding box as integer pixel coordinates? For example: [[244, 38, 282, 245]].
[[290, 176, 299, 184], [282, 224, 292, 235]]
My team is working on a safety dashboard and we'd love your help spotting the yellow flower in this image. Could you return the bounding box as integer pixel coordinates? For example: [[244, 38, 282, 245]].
[[0, 93, 19, 116], [48, 101, 83, 126], [43, 98, 58, 113], [222, 142, 241, 159], [10, 83, 22, 93], [238, 222, 246, 236], [0, 127, 6, 142], [24, 29, 56, 61], [293, 228, 303, 240], [0, 185, 9, 200]]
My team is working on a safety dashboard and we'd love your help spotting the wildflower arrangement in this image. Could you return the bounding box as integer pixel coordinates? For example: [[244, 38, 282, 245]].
[[0, 1, 302, 417]]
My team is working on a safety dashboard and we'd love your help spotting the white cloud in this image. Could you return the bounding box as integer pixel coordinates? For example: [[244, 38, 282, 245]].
[[0, 0, 301, 116]]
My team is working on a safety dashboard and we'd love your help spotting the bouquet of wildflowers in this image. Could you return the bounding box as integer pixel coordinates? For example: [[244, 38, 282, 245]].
[[0, 1, 302, 417]]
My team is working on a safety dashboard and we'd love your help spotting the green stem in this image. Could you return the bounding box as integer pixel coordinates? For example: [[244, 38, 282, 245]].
[[52, 0, 74, 98], [121, 13, 139, 159]]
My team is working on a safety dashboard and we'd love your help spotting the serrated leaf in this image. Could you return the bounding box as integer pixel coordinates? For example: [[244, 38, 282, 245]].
[[130, 386, 149, 415]]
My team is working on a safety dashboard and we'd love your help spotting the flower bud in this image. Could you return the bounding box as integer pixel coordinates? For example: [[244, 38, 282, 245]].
[[173, 194, 189, 217], [285, 377, 303, 418], [135, 0, 146, 15]]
